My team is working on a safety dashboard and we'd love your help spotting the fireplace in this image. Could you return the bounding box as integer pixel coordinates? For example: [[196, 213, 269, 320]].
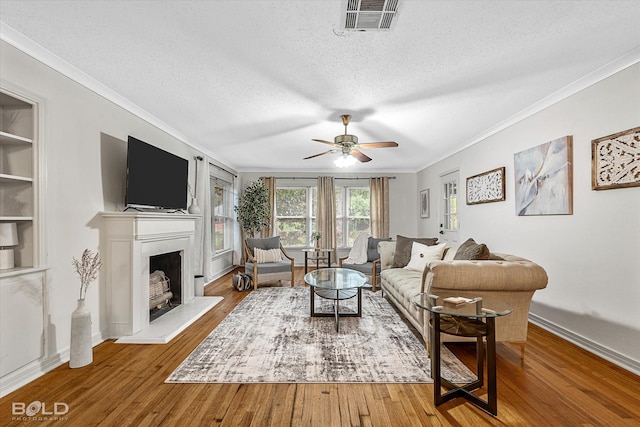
[[101, 212, 197, 339], [149, 251, 182, 321]]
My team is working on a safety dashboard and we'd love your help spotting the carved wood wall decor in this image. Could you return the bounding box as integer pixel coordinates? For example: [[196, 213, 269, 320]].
[[591, 126, 640, 190], [466, 167, 506, 205]]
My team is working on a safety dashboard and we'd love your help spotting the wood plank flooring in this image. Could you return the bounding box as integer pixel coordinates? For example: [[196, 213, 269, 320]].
[[2, 267, 640, 426]]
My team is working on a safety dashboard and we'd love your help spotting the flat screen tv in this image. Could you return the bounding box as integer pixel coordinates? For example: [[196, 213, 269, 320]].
[[125, 136, 188, 210]]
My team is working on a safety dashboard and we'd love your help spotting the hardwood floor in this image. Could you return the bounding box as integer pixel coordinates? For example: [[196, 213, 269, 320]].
[[2, 268, 640, 426]]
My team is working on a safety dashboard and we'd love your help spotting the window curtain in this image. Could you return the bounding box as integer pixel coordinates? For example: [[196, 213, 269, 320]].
[[370, 177, 389, 238], [260, 176, 276, 238], [192, 157, 213, 282], [317, 176, 336, 258]]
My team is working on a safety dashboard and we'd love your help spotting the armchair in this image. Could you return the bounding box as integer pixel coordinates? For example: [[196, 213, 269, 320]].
[[244, 236, 295, 291], [339, 237, 391, 292]]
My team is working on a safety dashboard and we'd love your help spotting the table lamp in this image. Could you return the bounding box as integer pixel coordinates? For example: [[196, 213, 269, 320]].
[[0, 223, 19, 270]]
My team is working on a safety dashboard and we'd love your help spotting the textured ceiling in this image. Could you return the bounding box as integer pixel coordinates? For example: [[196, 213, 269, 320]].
[[1, 0, 639, 172]]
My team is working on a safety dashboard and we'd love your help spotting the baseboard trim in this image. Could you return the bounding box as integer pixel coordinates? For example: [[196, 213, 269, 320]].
[[1, 333, 105, 398], [529, 313, 640, 376]]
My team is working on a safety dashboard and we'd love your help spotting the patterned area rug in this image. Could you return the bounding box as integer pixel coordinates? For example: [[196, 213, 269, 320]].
[[166, 287, 474, 383]]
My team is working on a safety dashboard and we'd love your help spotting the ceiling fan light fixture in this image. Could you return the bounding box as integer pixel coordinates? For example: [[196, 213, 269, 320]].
[[334, 153, 358, 168]]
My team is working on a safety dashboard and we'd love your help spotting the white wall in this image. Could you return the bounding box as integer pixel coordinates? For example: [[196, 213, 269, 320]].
[[417, 62, 640, 372], [0, 41, 232, 386]]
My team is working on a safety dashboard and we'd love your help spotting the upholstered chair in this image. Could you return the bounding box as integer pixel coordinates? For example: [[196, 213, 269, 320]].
[[339, 237, 391, 292], [244, 236, 295, 290]]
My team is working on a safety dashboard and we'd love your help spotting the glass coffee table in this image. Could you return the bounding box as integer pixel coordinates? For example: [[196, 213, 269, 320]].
[[411, 293, 511, 416], [304, 267, 368, 331]]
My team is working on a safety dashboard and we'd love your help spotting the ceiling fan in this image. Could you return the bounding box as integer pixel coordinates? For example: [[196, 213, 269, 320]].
[[304, 115, 398, 166]]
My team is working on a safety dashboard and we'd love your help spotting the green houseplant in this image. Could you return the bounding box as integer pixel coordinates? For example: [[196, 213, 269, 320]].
[[234, 180, 271, 238]]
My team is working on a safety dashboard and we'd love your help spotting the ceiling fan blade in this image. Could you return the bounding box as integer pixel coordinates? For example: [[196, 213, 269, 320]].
[[357, 141, 399, 149], [303, 150, 335, 160], [312, 139, 335, 146], [350, 150, 372, 162]]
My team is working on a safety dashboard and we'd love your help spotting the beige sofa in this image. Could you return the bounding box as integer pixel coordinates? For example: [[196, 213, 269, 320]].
[[378, 240, 548, 358]]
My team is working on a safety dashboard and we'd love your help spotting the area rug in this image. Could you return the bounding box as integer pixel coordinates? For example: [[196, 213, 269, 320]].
[[166, 287, 474, 383]]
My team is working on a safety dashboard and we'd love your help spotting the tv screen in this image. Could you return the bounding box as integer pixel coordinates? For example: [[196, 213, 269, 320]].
[[125, 136, 188, 210]]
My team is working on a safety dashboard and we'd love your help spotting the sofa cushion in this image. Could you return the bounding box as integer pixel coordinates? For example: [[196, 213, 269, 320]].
[[404, 242, 447, 272], [393, 235, 439, 268], [381, 268, 423, 305], [367, 237, 391, 262], [453, 238, 490, 260]]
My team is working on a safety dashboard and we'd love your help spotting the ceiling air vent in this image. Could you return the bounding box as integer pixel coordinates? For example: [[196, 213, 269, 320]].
[[343, 0, 401, 31]]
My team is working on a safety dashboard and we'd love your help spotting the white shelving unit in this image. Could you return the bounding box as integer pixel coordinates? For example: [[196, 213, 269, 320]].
[[0, 90, 37, 271], [0, 84, 47, 387]]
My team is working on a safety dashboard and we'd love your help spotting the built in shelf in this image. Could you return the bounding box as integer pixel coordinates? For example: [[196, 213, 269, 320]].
[[0, 130, 32, 145], [0, 173, 33, 183], [0, 216, 34, 221]]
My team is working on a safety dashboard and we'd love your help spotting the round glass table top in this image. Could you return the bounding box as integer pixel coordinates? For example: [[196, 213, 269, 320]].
[[411, 293, 512, 318], [304, 267, 367, 290]]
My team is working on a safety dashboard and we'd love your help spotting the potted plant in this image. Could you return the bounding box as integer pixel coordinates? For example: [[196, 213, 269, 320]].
[[234, 180, 271, 238], [312, 231, 322, 249]]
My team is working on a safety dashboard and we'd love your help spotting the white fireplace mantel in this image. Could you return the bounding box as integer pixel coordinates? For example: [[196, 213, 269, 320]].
[[101, 211, 199, 339]]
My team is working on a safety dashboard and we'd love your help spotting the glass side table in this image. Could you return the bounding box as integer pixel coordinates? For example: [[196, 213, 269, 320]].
[[411, 293, 511, 416], [302, 248, 335, 274]]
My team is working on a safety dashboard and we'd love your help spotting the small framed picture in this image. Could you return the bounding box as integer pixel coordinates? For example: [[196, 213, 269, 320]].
[[466, 167, 506, 205], [420, 189, 430, 218]]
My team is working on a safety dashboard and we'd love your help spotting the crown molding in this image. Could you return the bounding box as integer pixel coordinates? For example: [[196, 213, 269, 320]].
[[0, 22, 219, 159], [422, 45, 640, 171]]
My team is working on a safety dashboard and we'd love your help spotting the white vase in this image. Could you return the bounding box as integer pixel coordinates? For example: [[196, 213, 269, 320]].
[[188, 198, 201, 214], [70, 299, 92, 368]]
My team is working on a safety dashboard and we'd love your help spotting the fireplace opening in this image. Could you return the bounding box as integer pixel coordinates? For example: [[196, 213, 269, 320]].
[[149, 251, 182, 322]]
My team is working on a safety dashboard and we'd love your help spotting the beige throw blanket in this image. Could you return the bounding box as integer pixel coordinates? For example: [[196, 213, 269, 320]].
[[342, 232, 371, 264]]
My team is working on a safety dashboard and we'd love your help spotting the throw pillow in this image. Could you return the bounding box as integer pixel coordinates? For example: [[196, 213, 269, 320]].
[[254, 248, 282, 263], [246, 236, 280, 256], [404, 242, 447, 272], [367, 237, 392, 262], [392, 235, 439, 268], [453, 238, 490, 260]]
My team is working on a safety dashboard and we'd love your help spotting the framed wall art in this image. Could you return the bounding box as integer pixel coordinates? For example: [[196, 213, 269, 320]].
[[419, 188, 430, 218], [591, 126, 640, 190], [466, 167, 505, 205], [514, 135, 573, 216]]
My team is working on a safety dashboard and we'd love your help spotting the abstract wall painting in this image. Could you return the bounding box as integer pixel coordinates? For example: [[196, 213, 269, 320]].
[[514, 136, 573, 216], [466, 167, 506, 205], [591, 126, 640, 190]]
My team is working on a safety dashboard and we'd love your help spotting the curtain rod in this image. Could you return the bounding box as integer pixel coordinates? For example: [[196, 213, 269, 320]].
[[209, 161, 237, 178], [270, 176, 396, 180]]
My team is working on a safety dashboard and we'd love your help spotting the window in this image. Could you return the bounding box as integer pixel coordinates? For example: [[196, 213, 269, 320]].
[[336, 186, 370, 247], [275, 183, 370, 248], [443, 180, 458, 230], [275, 187, 316, 247], [211, 177, 233, 254]]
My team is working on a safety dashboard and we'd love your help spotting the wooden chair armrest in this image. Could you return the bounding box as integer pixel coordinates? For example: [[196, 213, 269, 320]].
[[279, 244, 295, 261], [338, 255, 349, 267], [243, 241, 256, 262]]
